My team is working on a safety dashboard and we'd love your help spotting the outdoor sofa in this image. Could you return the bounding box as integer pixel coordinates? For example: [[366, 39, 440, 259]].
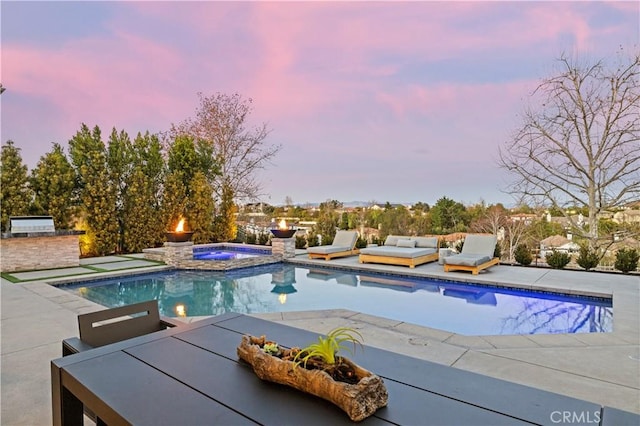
[[443, 234, 500, 275], [307, 230, 359, 260], [359, 235, 439, 268]]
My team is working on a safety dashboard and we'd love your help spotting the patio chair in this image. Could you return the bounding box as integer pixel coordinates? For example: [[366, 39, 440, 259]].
[[307, 230, 359, 260], [443, 234, 500, 275], [62, 300, 182, 356]]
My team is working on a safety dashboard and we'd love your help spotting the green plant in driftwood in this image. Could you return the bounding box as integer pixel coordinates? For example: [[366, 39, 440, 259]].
[[293, 327, 364, 367]]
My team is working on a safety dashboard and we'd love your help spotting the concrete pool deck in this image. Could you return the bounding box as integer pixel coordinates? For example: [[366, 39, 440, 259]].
[[1, 252, 639, 425]]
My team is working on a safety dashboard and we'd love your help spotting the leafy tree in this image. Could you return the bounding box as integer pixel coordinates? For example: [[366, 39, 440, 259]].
[[314, 200, 340, 244], [162, 171, 188, 231], [188, 172, 215, 243], [164, 135, 216, 239], [166, 134, 212, 187], [122, 168, 160, 252], [169, 92, 280, 238], [1, 141, 32, 231], [212, 181, 237, 241], [378, 205, 411, 237], [69, 124, 119, 256], [469, 205, 508, 236], [119, 132, 166, 252], [412, 212, 432, 236], [107, 128, 133, 252], [530, 218, 565, 242], [412, 202, 430, 213], [500, 50, 640, 248], [129, 131, 165, 247], [30, 143, 77, 229], [430, 196, 469, 234], [340, 212, 349, 230]]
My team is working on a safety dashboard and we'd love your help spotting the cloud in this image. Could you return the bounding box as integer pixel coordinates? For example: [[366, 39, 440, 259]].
[[2, 1, 637, 206]]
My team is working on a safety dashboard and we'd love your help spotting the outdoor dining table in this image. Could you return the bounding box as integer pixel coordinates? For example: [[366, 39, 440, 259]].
[[51, 312, 637, 426]]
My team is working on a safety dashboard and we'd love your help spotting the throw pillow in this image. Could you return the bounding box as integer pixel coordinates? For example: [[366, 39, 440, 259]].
[[397, 239, 416, 248]]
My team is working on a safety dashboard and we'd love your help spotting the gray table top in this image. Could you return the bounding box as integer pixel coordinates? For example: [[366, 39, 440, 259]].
[[52, 312, 639, 426]]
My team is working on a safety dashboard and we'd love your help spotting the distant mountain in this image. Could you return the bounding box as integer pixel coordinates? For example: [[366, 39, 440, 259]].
[[286, 201, 409, 208]]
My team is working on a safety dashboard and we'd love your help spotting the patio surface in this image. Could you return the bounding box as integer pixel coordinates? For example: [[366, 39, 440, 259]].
[[1, 251, 639, 425]]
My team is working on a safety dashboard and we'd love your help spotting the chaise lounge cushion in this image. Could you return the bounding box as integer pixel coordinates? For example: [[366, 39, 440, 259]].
[[307, 230, 359, 259], [443, 254, 492, 266], [307, 245, 353, 255]]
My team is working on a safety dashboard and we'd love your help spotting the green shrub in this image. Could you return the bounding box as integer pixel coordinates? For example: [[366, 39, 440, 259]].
[[355, 236, 368, 249], [493, 243, 502, 259], [546, 250, 571, 269], [514, 244, 533, 266], [234, 226, 246, 243], [295, 235, 307, 249], [615, 248, 639, 273], [307, 233, 319, 247], [245, 233, 257, 245], [370, 236, 382, 246], [576, 245, 600, 271], [257, 232, 270, 246]]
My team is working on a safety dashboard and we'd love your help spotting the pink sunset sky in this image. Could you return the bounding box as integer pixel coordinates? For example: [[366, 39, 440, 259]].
[[2, 1, 638, 207]]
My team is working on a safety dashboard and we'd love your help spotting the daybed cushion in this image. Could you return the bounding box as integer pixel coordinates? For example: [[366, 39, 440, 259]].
[[396, 239, 416, 248], [413, 237, 438, 248], [443, 254, 492, 266], [384, 235, 401, 246], [359, 246, 437, 259], [307, 245, 352, 255]]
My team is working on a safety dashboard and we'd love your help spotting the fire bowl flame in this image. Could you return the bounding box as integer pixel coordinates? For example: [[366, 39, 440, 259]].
[[165, 231, 194, 243], [270, 229, 296, 238]]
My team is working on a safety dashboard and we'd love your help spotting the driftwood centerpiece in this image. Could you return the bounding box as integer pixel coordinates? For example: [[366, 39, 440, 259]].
[[237, 334, 388, 422]]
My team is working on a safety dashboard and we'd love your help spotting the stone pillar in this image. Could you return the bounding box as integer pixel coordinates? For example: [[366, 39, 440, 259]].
[[271, 238, 296, 259], [163, 241, 194, 265]]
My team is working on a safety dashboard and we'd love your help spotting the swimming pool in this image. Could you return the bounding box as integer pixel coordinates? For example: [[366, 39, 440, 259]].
[[62, 264, 613, 336]]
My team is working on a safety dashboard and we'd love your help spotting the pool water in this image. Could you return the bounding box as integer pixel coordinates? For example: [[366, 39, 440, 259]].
[[62, 264, 613, 336], [192, 246, 270, 260]]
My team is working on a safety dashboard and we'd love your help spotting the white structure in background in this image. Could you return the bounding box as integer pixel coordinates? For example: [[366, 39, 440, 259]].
[[539, 235, 580, 257]]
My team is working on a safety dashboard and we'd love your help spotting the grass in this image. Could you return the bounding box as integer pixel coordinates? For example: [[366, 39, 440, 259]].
[[1, 257, 166, 283]]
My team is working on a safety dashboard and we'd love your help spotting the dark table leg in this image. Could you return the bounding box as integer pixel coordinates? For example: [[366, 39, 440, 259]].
[[51, 362, 83, 426]]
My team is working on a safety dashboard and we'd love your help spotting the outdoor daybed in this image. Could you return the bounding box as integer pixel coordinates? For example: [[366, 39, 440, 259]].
[[359, 235, 439, 268], [307, 230, 359, 260], [443, 234, 500, 275]]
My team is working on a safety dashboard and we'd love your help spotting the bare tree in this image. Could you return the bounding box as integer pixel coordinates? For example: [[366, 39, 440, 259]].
[[170, 92, 281, 202], [499, 50, 640, 248]]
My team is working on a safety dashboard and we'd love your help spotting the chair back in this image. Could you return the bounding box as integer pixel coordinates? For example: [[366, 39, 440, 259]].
[[461, 234, 497, 256], [78, 300, 164, 348], [333, 230, 358, 248]]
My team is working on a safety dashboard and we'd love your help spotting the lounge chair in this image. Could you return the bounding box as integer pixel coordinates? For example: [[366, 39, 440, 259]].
[[443, 234, 500, 275], [307, 230, 359, 260]]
